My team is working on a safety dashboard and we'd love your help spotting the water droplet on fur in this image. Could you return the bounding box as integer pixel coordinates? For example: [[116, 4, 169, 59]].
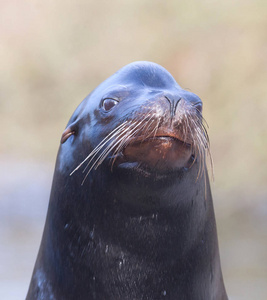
[[162, 290, 167, 296], [117, 254, 125, 269], [151, 213, 159, 220], [105, 245, 109, 253], [89, 229, 95, 239]]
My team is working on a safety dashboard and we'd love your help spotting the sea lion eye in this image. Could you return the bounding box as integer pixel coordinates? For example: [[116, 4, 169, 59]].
[[102, 98, 119, 111]]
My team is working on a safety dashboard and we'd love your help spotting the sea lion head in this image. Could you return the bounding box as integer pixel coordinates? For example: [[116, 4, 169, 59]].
[[59, 61, 209, 184]]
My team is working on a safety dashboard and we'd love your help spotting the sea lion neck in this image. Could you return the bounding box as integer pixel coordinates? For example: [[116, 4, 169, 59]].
[[74, 164, 208, 258], [40, 167, 222, 300]]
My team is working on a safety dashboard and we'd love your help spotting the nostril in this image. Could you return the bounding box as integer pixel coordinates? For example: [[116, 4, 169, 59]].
[[165, 96, 182, 117], [173, 97, 182, 114], [194, 102, 202, 113]]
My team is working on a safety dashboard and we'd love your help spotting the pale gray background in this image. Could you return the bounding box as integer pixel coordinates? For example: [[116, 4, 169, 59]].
[[0, 1, 266, 299]]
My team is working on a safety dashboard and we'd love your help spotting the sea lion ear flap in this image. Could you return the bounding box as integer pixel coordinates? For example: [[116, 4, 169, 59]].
[[61, 106, 85, 144], [60, 125, 76, 144]]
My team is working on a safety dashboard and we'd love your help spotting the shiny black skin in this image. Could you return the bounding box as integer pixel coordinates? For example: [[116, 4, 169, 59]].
[[26, 62, 228, 300]]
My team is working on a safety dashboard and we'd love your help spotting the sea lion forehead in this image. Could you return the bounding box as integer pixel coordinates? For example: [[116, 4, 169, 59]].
[[86, 61, 180, 106], [114, 61, 180, 89]]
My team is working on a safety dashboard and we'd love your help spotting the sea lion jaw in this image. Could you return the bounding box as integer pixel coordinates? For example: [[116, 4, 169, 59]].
[[122, 136, 193, 172]]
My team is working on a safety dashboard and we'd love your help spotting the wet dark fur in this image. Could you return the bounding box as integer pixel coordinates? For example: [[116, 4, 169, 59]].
[[26, 62, 227, 300]]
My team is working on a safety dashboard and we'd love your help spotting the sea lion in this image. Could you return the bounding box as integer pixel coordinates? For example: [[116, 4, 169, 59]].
[[26, 61, 228, 300]]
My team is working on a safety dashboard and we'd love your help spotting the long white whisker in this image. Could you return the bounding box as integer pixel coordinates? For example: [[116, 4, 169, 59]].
[[81, 120, 142, 183], [95, 124, 138, 168], [70, 121, 128, 176], [110, 120, 147, 166]]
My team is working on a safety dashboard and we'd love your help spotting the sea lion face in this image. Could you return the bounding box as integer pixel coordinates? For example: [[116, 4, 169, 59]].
[[59, 61, 208, 182]]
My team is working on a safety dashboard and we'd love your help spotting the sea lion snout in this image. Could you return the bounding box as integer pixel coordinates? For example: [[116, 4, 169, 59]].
[[117, 96, 198, 173]]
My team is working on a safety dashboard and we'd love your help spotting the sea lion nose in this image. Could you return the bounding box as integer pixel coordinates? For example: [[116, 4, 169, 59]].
[[164, 95, 182, 118]]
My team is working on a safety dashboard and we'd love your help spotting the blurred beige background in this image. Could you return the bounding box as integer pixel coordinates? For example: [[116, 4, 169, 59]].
[[0, 0, 266, 299]]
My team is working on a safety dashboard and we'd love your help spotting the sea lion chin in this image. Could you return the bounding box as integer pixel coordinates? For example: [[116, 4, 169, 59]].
[[26, 61, 228, 300]]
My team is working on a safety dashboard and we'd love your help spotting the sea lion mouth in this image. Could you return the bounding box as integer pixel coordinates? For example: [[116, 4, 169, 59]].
[[129, 135, 191, 146], [120, 135, 193, 173]]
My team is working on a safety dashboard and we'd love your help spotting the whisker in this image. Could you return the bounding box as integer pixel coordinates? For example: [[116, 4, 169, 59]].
[[99, 120, 142, 167], [70, 121, 128, 176], [81, 120, 143, 183], [71, 99, 213, 190], [185, 107, 212, 180], [110, 121, 145, 169], [84, 122, 136, 172]]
